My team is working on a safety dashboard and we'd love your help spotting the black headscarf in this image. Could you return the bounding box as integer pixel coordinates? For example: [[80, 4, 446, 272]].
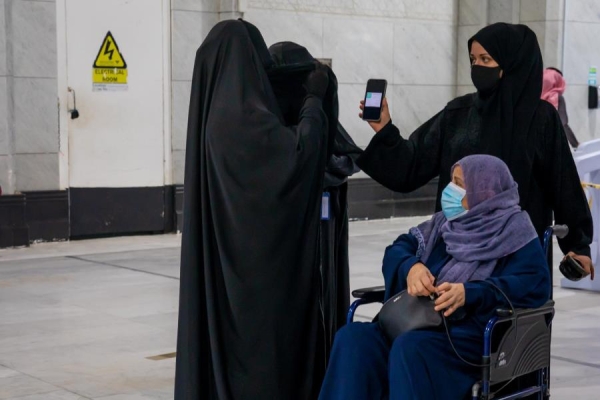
[[469, 23, 543, 202], [240, 19, 275, 70], [268, 41, 361, 186], [175, 20, 330, 399]]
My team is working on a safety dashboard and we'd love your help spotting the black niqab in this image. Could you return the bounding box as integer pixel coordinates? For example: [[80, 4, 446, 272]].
[[175, 20, 331, 400], [469, 23, 543, 202], [268, 41, 361, 184]]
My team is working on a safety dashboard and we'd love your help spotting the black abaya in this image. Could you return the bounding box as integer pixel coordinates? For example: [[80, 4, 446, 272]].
[[175, 20, 331, 400], [267, 42, 361, 364], [357, 23, 592, 257]]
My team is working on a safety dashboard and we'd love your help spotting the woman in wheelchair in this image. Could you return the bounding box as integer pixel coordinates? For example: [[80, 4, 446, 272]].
[[319, 155, 551, 400]]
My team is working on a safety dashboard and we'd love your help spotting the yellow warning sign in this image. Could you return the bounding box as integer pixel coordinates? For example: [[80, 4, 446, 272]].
[[92, 31, 128, 91]]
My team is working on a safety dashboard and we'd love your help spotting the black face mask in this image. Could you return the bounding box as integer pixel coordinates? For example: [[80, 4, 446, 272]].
[[471, 65, 502, 94]]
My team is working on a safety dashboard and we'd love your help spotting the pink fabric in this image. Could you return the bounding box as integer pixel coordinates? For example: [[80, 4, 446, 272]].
[[541, 69, 566, 109]]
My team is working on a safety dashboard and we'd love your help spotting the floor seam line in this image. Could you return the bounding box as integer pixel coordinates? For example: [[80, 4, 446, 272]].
[[66, 256, 180, 281], [0, 245, 180, 265], [551, 355, 600, 370], [0, 362, 94, 399]]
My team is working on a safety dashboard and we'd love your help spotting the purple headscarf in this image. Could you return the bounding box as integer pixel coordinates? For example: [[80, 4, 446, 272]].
[[409, 155, 538, 284]]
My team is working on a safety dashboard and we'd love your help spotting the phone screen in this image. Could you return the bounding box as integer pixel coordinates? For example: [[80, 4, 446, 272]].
[[363, 79, 387, 121]]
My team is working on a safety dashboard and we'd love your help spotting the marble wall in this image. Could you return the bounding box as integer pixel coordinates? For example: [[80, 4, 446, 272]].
[[562, 0, 600, 143], [0, 0, 596, 193], [519, 0, 565, 70], [169, 0, 600, 184], [456, 0, 485, 96], [462, 0, 600, 144], [0, 0, 11, 194], [169, 0, 459, 183], [244, 1, 458, 151], [170, 0, 241, 184], [0, 0, 58, 194]]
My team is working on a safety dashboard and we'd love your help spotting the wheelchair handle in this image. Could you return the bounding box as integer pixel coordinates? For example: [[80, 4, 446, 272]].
[[543, 225, 569, 255], [552, 224, 569, 239]]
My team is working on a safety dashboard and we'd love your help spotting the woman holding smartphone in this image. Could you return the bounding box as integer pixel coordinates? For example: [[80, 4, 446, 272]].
[[357, 22, 594, 277]]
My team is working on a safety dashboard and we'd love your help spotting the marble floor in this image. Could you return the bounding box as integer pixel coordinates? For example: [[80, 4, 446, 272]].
[[0, 218, 599, 399]]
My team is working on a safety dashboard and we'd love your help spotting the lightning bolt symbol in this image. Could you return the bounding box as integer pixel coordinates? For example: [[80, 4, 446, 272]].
[[103, 39, 114, 60]]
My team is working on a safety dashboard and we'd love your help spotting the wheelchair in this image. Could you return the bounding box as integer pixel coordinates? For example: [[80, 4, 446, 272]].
[[346, 225, 567, 400]]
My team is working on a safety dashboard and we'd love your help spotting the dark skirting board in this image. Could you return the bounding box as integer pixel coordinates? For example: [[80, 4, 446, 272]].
[[0, 179, 436, 248]]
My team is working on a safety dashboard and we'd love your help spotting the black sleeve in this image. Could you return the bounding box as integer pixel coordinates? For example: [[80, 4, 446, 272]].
[[294, 95, 328, 156], [558, 96, 580, 148], [356, 110, 445, 193], [543, 108, 592, 257], [557, 96, 568, 126]]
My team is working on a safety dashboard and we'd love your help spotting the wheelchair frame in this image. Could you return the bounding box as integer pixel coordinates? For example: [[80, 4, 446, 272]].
[[346, 226, 566, 400]]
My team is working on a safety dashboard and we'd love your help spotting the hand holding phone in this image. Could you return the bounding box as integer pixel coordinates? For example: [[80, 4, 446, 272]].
[[360, 97, 391, 133], [362, 79, 387, 121]]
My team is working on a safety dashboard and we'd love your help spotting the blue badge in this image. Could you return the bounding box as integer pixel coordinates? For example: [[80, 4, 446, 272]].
[[321, 192, 330, 221]]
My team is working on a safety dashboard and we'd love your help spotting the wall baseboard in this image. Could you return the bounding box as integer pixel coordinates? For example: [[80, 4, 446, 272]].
[[175, 185, 184, 232], [69, 187, 176, 238], [347, 177, 437, 220], [24, 190, 69, 243], [0, 178, 436, 248], [0, 194, 29, 248], [0, 187, 179, 248]]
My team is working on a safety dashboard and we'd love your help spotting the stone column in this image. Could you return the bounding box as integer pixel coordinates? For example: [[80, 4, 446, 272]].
[[0, 1, 13, 195], [6, 0, 58, 194], [171, 0, 241, 187], [456, 0, 487, 96]]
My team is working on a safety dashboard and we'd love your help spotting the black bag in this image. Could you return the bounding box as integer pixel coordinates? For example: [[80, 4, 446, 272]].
[[378, 290, 443, 342]]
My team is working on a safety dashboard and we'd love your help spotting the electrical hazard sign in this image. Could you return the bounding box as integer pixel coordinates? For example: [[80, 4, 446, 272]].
[[92, 31, 128, 92]]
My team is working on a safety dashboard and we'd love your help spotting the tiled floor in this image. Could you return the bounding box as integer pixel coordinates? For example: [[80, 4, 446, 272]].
[[0, 218, 599, 399]]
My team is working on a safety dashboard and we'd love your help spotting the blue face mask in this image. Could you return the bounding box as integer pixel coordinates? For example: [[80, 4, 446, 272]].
[[441, 182, 468, 221]]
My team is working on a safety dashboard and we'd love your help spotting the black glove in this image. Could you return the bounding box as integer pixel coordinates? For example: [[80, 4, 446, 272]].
[[304, 63, 329, 99]]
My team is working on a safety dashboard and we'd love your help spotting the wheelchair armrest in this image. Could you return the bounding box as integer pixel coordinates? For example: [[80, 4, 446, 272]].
[[495, 300, 555, 321], [351, 286, 386, 303], [485, 300, 554, 384]]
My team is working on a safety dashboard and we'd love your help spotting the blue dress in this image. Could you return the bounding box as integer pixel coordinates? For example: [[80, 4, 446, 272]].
[[319, 234, 551, 400]]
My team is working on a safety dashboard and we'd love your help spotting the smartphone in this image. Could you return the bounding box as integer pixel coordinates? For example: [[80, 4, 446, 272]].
[[362, 79, 387, 122]]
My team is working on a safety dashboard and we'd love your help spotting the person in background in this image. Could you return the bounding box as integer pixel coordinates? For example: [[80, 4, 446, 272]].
[[542, 67, 579, 148]]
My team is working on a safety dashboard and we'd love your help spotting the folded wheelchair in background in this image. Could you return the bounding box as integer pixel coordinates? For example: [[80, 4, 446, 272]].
[[346, 225, 567, 400]]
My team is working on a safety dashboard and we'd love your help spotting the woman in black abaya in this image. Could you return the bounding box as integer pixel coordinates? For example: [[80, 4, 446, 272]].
[[174, 20, 334, 400], [268, 42, 362, 370], [357, 23, 594, 277]]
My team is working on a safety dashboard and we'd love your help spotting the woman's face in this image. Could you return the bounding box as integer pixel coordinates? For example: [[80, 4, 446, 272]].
[[452, 166, 469, 210], [470, 41, 504, 79], [470, 41, 498, 67]]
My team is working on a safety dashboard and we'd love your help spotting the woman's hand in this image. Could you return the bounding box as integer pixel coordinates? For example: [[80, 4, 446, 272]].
[[566, 252, 595, 280], [407, 263, 436, 297], [359, 97, 391, 133], [304, 63, 329, 99], [434, 283, 465, 317]]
